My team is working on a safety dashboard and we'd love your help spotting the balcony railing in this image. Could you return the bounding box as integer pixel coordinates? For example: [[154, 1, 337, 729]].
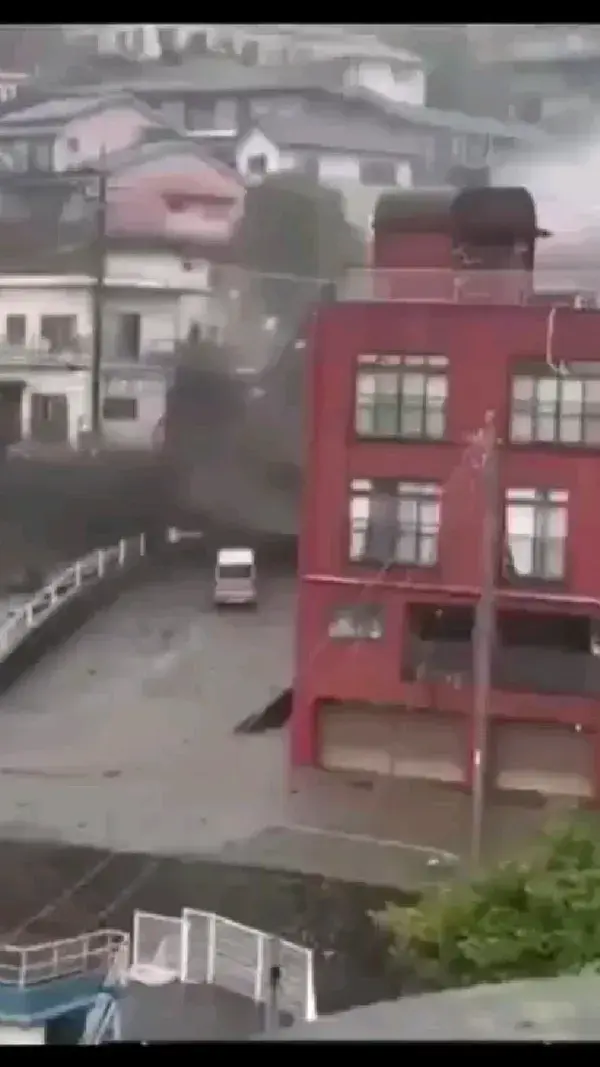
[[337, 269, 600, 305], [405, 637, 600, 697], [0, 342, 179, 367], [0, 343, 91, 366]]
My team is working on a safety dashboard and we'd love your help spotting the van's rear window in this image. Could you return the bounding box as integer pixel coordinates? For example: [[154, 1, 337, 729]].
[[219, 564, 252, 579]]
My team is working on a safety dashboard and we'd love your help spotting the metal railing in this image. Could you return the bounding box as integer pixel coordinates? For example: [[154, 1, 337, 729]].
[[0, 930, 130, 988], [131, 908, 317, 1022], [0, 533, 147, 663], [337, 268, 600, 305], [405, 636, 600, 697]]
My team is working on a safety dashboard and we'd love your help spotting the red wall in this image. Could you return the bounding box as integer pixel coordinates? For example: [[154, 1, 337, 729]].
[[291, 579, 600, 766], [292, 300, 600, 767], [301, 301, 600, 598]]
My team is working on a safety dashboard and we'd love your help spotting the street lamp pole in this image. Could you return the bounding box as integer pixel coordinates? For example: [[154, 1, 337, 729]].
[[470, 410, 499, 870]]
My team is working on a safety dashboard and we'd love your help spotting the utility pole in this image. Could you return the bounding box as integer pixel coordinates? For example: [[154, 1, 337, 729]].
[[470, 410, 499, 870], [90, 168, 108, 446]]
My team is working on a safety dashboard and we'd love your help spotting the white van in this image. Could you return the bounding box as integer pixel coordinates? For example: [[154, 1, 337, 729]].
[[214, 547, 257, 607]]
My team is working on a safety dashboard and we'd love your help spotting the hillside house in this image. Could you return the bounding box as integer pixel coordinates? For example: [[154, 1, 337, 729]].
[[0, 249, 220, 452], [0, 93, 167, 173]]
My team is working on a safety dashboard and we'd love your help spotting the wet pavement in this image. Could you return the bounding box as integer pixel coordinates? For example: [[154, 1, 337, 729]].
[[121, 981, 270, 1041], [0, 561, 562, 886]]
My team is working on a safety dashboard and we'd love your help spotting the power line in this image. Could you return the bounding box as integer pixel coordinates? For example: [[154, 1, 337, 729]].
[[293, 416, 497, 740]]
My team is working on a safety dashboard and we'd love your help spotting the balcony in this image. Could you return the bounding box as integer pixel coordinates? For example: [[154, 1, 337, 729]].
[[404, 637, 600, 697], [336, 268, 600, 305], [0, 343, 91, 368]]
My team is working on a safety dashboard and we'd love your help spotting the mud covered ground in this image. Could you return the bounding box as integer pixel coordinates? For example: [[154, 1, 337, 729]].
[[0, 841, 421, 1014]]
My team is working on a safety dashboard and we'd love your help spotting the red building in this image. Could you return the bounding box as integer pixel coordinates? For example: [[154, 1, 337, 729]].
[[291, 185, 600, 803]]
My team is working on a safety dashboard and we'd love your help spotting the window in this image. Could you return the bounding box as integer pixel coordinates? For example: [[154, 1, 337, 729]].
[[5, 315, 26, 345], [30, 393, 68, 444], [40, 315, 77, 353], [329, 604, 384, 640], [247, 154, 268, 176], [102, 396, 138, 421], [511, 372, 600, 446], [504, 488, 568, 581], [349, 479, 441, 566], [31, 141, 52, 170], [355, 355, 448, 440], [116, 313, 141, 361], [359, 158, 397, 186], [213, 99, 238, 129], [185, 105, 214, 130]]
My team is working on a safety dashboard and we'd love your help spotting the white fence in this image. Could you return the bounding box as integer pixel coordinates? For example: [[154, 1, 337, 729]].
[[130, 908, 317, 1023], [0, 533, 147, 663]]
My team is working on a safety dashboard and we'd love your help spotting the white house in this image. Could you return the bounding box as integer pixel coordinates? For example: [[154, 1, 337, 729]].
[[236, 115, 414, 233], [0, 250, 217, 453]]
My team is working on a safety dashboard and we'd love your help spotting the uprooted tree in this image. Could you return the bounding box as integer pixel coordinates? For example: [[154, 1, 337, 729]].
[[373, 821, 600, 990]]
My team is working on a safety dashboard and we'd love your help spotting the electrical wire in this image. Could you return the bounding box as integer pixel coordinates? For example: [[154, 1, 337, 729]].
[[294, 417, 495, 693]]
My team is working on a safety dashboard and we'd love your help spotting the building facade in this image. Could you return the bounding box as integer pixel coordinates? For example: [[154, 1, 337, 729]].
[[291, 185, 600, 803], [0, 252, 213, 452]]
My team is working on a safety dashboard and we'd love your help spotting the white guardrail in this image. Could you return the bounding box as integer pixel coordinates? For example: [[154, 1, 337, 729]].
[[130, 909, 317, 1023], [0, 533, 147, 663]]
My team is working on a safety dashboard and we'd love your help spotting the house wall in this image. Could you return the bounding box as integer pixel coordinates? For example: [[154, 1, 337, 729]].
[[291, 300, 600, 764], [236, 129, 283, 180], [0, 271, 213, 359], [0, 286, 90, 346], [344, 60, 426, 107], [236, 130, 414, 233], [54, 106, 160, 171], [302, 301, 600, 597], [107, 152, 245, 245], [9, 366, 167, 450]]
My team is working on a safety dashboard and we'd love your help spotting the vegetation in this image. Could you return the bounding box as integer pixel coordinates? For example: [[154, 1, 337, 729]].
[[236, 172, 364, 312], [374, 821, 600, 989]]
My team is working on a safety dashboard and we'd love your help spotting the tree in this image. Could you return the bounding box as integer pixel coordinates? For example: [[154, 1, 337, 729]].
[[373, 821, 600, 990], [231, 172, 364, 368], [238, 171, 364, 282]]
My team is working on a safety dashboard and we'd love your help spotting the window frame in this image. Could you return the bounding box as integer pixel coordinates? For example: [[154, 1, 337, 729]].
[[503, 487, 569, 584], [348, 478, 442, 569], [355, 355, 449, 443], [102, 395, 138, 422], [39, 314, 77, 354], [328, 603, 384, 641], [510, 367, 600, 448], [5, 314, 26, 346], [359, 157, 398, 186]]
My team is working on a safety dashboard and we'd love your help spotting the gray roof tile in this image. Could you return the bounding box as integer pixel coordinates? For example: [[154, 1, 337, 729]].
[[251, 112, 423, 156], [0, 95, 105, 126], [343, 86, 550, 143]]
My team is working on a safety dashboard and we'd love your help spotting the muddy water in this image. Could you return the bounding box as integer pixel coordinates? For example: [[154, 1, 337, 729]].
[[0, 841, 423, 1013]]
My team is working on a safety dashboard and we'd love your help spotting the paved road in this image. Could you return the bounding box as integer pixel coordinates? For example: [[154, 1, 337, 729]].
[[0, 560, 554, 886], [0, 562, 293, 856]]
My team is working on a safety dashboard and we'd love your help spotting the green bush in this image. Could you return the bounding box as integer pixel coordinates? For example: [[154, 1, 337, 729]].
[[373, 821, 600, 989]]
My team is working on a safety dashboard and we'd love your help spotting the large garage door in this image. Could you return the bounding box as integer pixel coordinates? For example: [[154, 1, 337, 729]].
[[319, 704, 394, 775], [492, 721, 594, 798], [319, 704, 466, 783], [392, 711, 466, 784]]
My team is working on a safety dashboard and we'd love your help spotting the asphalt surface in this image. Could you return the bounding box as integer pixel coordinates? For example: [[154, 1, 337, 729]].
[[0, 560, 293, 856], [122, 981, 269, 1042], [0, 558, 558, 884]]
